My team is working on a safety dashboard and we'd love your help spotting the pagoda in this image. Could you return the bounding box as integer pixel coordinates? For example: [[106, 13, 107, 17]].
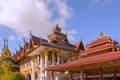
[[0, 38, 19, 72]]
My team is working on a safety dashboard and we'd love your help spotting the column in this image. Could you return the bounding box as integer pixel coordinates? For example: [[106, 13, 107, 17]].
[[100, 67, 103, 80], [57, 50, 60, 65], [80, 71, 83, 80], [40, 51, 45, 80], [68, 53, 72, 61], [56, 50, 61, 80], [45, 48, 49, 67], [51, 71, 54, 80], [114, 68, 117, 80], [70, 72, 73, 80], [45, 48, 49, 80], [52, 49, 55, 66], [85, 74, 88, 80], [31, 56, 35, 80]]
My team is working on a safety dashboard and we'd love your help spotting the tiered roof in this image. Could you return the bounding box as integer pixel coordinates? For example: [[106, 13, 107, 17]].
[[48, 24, 68, 43], [81, 33, 119, 57]]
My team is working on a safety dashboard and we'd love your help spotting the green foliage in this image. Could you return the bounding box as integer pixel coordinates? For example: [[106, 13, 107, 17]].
[[9, 72, 26, 80], [0, 61, 11, 80], [0, 60, 26, 80]]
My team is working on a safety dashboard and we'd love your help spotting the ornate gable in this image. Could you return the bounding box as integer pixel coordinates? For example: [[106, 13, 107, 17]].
[[74, 39, 84, 51]]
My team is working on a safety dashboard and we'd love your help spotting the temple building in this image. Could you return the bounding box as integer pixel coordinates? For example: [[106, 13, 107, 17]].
[[13, 24, 120, 80], [45, 33, 120, 80], [14, 24, 84, 80]]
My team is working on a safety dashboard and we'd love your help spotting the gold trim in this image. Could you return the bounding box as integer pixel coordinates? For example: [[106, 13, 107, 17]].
[[44, 48, 49, 56]]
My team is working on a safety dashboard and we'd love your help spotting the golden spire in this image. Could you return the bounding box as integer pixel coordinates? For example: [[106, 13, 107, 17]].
[[1, 38, 11, 57], [4, 38, 8, 48], [56, 16, 58, 25], [4, 38, 5, 47]]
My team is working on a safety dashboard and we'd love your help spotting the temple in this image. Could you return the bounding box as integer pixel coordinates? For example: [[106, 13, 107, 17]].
[[11, 25, 120, 80], [14, 24, 84, 80]]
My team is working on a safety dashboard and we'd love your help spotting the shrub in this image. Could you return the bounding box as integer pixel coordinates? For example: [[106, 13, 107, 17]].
[[9, 72, 26, 80]]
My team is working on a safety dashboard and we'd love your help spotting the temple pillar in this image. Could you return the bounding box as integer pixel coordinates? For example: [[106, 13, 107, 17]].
[[52, 49, 55, 66], [100, 67, 103, 80], [51, 71, 54, 80], [57, 50, 60, 65], [31, 56, 35, 80], [70, 72, 73, 80], [56, 50, 61, 80], [45, 48, 49, 80], [80, 70, 83, 80], [85, 74, 88, 80], [114, 69, 117, 80], [68, 53, 72, 61], [40, 51, 45, 80]]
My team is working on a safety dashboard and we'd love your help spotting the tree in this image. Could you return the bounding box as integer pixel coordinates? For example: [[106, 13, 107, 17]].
[[0, 57, 26, 80], [0, 61, 11, 80], [9, 72, 26, 80]]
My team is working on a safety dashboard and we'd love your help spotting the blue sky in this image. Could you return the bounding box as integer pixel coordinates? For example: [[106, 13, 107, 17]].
[[0, 0, 120, 53], [67, 0, 120, 43]]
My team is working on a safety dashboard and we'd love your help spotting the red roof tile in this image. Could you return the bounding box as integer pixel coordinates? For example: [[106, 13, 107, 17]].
[[31, 35, 48, 46], [45, 51, 120, 71], [74, 41, 84, 51], [86, 37, 111, 48]]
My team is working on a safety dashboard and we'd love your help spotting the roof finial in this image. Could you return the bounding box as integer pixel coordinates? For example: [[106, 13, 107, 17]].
[[80, 37, 82, 41], [23, 38, 26, 43], [4, 38, 5, 48], [15, 48, 17, 52], [66, 32, 68, 36], [29, 30, 32, 36], [56, 16, 59, 25], [18, 43, 21, 48], [3, 38, 8, 48], [6, 38, 8, 48]]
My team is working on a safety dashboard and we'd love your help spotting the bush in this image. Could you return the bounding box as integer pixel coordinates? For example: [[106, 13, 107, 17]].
[[9, 72, 26, 80]]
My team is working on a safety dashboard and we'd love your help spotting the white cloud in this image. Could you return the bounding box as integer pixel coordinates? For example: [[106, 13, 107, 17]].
[[67, 29, 77, 41], [0, 0, 74, 41]]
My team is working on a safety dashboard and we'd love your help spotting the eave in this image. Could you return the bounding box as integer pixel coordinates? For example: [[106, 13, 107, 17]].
[[28, 43, 79, 57], [45, 51, 120, 74]]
